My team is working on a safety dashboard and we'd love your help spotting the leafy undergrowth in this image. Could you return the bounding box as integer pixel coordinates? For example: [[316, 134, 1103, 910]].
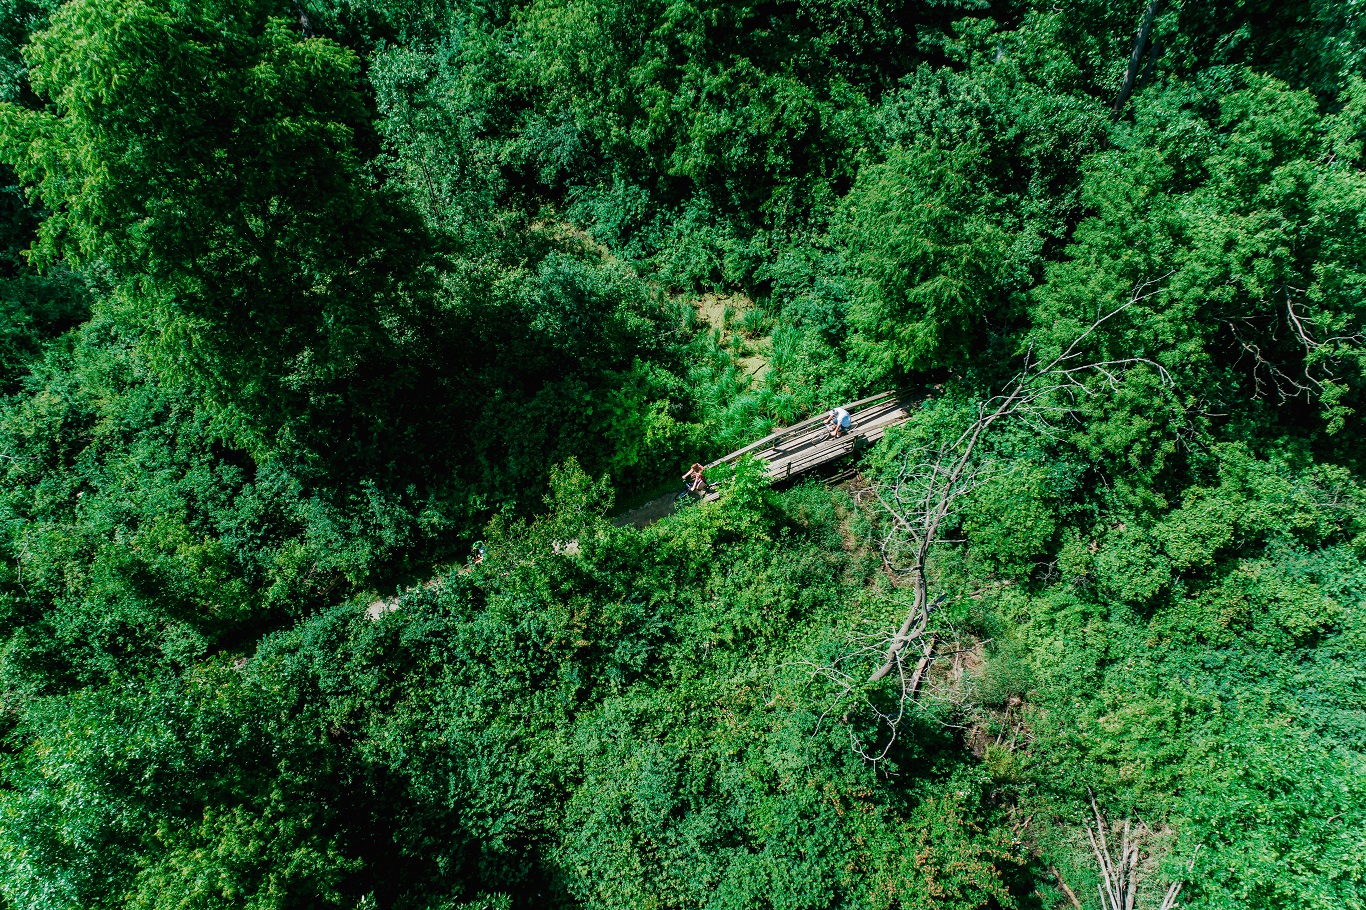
[[1, 0, 1364, 907]]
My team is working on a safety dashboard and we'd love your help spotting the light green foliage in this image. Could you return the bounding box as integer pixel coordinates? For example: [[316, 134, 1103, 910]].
[[1032, 71, 1366, 439], [844, 142, 1020, 377], [958, 462, 1061, 578], [129, 803, 362, 910], [1178, 720, 1366, 910], [1, 0, 439, 440], [1011, 449, 1366, 909]]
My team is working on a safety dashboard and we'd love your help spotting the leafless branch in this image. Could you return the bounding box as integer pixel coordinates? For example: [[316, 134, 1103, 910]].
[[1051, 867, 1085, 910], [866, 276, 1174, 686], [804, 276, 1183, 764], [1086, 792, 1194, 910], [1220, 285, 1364, 405]]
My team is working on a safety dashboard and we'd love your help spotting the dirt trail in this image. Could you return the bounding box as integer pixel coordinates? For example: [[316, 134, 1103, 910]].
[[611, 492, 681, 529]]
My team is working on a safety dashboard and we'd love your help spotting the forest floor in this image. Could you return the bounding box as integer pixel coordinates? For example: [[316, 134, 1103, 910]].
[[695, 291, 770, 382]]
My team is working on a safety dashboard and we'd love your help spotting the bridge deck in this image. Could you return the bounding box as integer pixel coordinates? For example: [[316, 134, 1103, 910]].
[[698, 391, 911, 501]]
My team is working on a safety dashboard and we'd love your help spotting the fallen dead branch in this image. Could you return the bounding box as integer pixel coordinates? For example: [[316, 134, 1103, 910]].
[[799, 276, 1177, 764], [1086, 791, 1197, 910], [867, 275, 1173, 687]]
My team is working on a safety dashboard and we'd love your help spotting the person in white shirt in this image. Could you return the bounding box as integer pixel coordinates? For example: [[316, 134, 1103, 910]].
[[827, 407, 852, 438]]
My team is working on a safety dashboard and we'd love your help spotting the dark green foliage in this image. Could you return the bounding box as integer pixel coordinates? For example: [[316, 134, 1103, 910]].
[[1, 666, 372, 909], [0, 317, 423, 697], [1, 468, 1030, 908], [0, 0, 1364, 907], [0, 0, 86, 392], [245, 468, 1022, 908], [0, 268, 85, 392]]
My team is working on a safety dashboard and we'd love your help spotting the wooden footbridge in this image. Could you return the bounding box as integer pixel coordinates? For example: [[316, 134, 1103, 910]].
[[696, 390, 911, 500], [612, 391, 913, 527]]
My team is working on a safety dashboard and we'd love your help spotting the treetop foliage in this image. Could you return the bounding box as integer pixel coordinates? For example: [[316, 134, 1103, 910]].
[[0, 0, 1363, 907]]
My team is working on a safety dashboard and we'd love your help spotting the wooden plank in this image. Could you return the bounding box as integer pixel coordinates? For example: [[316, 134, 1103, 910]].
[[763, 405, 909, 480], [767, 439, 857, 478], [748, 400, 902, 465]]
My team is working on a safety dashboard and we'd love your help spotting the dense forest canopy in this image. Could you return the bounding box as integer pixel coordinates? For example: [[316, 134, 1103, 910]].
[[0, 0, 1363, 907]]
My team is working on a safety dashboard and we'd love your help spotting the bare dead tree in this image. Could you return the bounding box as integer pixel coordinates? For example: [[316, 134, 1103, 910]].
[[1087, 793, 1141, 910], [790, 277, 1175, 765], [1086, 792, 1197, 910], [793, 618, 981, 764], [866, 275, 1173, 686]]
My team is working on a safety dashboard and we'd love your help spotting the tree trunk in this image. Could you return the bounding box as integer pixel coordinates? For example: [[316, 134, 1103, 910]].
[[1050, 868, 1084, 910], [1113, 0, 1162, 116], [907, 634, 937, 699], [294, 1, 314, 38]]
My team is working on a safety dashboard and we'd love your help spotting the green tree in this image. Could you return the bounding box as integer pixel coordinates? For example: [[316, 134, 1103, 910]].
[[0, 0, 439, 444], [0, 665, 377, 910], [1032, 72, 1366, 445], [844, 141, 1021, 379]]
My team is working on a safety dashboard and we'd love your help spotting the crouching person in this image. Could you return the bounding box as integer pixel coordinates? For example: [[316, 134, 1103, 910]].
[[827, 407, 852, 438]]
